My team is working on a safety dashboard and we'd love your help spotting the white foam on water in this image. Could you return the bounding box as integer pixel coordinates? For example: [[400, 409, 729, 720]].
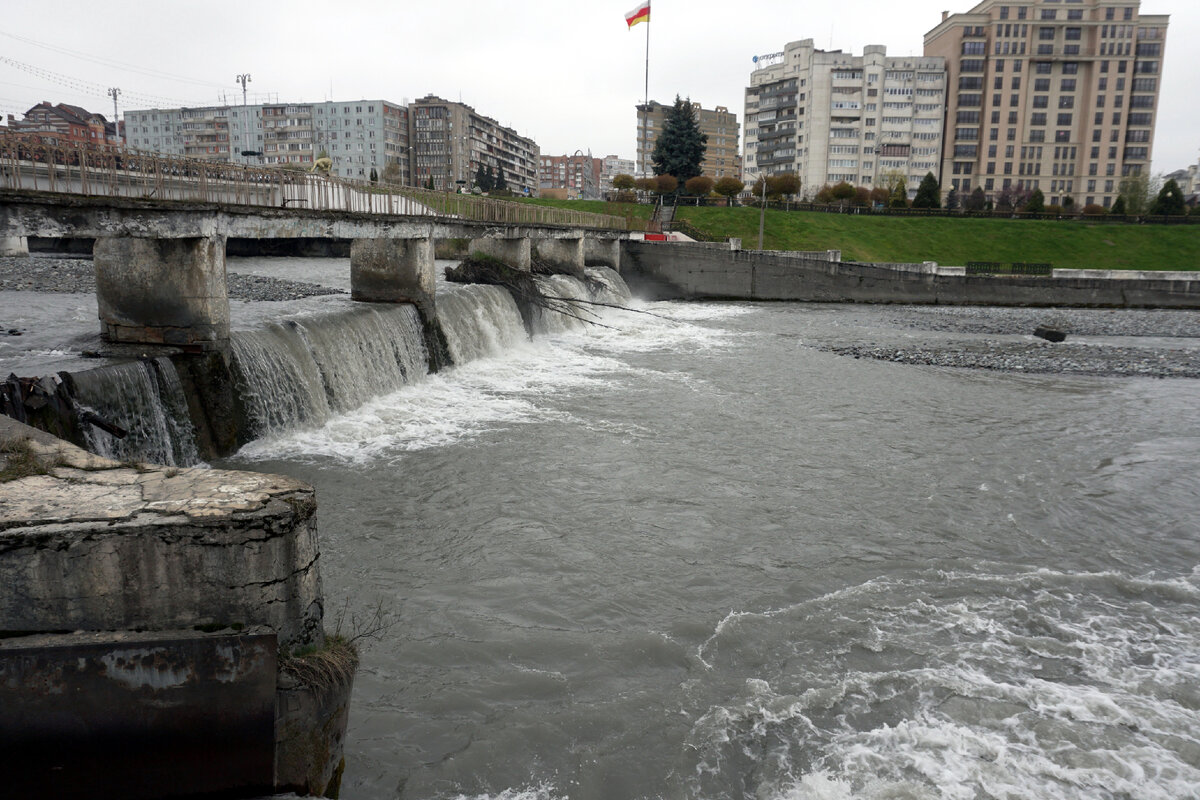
[[233, 280, 744, 464], [684, 568, 1200, 800], [448, 785, 566, 800]]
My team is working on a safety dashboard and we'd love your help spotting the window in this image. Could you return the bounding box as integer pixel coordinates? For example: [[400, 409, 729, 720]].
[[1034, 79, 1051, 91], [1031, 112, 1047, 126], [1039, 27, 1056, 40], [1057, 113, 1073, 126], [1034, 96, 1049, 108], [1061, 79, 1076, 91], [1062, 63, 1078, 75], [1041, 8, 1056, 19], [962, 41, 986, 55]]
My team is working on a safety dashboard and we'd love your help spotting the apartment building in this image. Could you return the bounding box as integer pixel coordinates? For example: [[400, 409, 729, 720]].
[[124, 100, 410, 183], [538, 153, 602, 199], [409, 95, 539, 195], [924, 0, 1169, 208], [601, 155, 636, 192], [7, 102, 122, 148], [744, 41, 946, 199], [635, 100, 740, 179]]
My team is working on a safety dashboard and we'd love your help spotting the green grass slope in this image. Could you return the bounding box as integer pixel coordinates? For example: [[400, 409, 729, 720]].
[[675, 207, 1200, 271]]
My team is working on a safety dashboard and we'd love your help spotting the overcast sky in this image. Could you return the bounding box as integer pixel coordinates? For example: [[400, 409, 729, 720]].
[[1, 0, 1196, 173]]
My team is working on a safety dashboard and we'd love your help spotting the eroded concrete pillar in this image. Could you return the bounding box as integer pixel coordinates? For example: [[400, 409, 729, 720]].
[[350, 236, 436, 317], [469, 236, 531, 271], [94, 236, 229, 349], [0, 236, 29, 257], [584, 237, 622, 272], [534, 237, 585, 278]]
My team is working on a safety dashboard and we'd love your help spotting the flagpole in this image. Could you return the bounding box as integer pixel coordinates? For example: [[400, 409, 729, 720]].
[[643, 10, 650, 177]]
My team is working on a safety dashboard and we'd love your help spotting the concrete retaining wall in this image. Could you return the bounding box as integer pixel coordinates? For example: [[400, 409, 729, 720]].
[[621, 240, 1200, 308]]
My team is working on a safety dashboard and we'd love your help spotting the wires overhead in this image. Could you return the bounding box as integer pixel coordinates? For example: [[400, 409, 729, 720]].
[[0, 30, 231, 91], [0, 55, 210, 110]]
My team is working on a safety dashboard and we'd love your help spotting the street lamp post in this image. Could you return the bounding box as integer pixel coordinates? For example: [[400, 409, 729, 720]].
[[236, 74, 252, 161], [106, 88, 121, 146]]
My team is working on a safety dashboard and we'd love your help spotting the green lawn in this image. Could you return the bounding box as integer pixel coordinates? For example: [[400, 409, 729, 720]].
[[675, 207, 1200, 271], [511, 198, 1199, 271]]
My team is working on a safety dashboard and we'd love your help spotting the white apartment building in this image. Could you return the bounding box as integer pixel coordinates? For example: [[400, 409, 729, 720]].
[[124, 100, 410, 183], [601, 155, 636, 192], [744, 41, 947, 199]]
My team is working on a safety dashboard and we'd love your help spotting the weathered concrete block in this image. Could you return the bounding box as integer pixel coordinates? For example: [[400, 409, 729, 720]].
[[0, 235, 29, 257], [93, 235, 230, 348], [469, 236, 531, 271], [0, 629, 277, 800], [0, 428, 323, 648], [351, 236, 436, 316], [535, 237, 585, 277], [275, 643, 357, 797], [584, 237, 622, 271]]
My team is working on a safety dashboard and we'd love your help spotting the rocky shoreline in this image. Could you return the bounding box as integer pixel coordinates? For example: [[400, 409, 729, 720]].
[[0, 255, 344, 301], [817, 306, 1200, 379]]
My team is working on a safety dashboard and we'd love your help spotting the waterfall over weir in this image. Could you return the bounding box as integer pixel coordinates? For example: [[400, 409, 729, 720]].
[[63, 267, 632, 465], [70, 357, 200, 467], [230, 304, 430, 437]]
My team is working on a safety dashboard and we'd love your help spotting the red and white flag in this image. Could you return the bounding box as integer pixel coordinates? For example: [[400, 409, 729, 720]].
[[625, 1, 650, 28]]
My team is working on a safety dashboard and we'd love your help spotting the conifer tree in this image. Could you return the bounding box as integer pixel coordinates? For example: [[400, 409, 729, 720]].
[[1150, 179, 1186, 215], [912, 172, 941, 209], [651, 95, 707, 183]]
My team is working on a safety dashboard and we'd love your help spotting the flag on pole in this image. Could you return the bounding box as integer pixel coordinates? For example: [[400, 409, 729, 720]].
[[625, 1, 650, 28]]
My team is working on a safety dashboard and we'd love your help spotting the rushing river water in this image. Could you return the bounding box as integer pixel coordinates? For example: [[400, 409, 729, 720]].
[[195, 259, 1200, 800]]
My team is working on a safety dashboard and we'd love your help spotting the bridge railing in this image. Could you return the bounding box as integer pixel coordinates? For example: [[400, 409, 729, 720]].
[[0, 131, 632, 231]]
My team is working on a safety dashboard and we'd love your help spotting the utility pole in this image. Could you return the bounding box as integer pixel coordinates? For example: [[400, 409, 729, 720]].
[[236, 73, 252, 161], [757, 169, 768, 250], [106, 87, 121, 145]]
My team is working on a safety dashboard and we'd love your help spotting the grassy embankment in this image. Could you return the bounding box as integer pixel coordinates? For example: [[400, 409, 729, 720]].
[[514, 198, 1200, 271]]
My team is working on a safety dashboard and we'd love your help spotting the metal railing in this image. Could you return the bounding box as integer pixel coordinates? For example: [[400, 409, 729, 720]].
[[966, 261, 1053, 276], [0, 131, 631, 231]]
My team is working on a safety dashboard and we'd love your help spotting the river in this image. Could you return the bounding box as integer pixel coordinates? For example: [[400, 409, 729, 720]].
[[210, 258, 1200, 800]]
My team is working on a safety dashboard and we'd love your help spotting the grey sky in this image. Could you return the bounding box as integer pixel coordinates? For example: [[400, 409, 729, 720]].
[[1, 0, 1196, 174]]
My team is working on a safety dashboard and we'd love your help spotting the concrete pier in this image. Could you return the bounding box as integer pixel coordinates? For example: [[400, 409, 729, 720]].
[[584, 237, 621, 271], [470, 235, 532, 271], [94, 235, 230, 348], [351, 235, 436, 316], [0, 418, 352, 799], [0, 235, 28, 257], [534, 237, 585, 278]]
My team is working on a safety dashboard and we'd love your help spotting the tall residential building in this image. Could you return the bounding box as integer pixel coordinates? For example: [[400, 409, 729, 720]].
[[924, 0, 1169, 208], [124, 100, 410, 183], [635, 100, 740, 179], [601, 155, 636, 193], [744, 41, 946, 199], [538, 153, 602, 199], [409, 95, 539, 195]]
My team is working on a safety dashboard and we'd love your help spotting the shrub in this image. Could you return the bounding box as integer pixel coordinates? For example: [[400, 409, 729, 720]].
[[1082, 204, 1107, 216], [684, 175, 714, 196], [714, 176, 745, 201], [654, 174, 678, 194]]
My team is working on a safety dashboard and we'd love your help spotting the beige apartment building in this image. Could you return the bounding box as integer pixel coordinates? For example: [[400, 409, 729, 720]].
[[744, 41, 947, 199], [925, 0, 1168, 208], [635, 100, 740, 179], [410, 95, 539, 195]]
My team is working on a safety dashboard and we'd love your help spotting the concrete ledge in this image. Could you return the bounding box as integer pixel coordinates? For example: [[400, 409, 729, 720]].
[[1052, 268, 1200, 281], [0, 629, 277, 800], [0, 420, 323, 648]]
